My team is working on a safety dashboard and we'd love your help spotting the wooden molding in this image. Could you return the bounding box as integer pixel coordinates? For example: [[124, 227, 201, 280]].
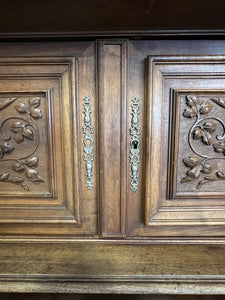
[[0, 274, 225, 294], [1, 29, 225, 40]]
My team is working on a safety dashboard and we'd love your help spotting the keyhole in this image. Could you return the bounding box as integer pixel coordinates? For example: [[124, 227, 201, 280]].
[[132, 140, 138, 149]]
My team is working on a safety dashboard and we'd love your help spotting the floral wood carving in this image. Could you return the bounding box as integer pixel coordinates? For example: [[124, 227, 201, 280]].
[[181, 95, 225, 189], [0, 97, 44, 191]]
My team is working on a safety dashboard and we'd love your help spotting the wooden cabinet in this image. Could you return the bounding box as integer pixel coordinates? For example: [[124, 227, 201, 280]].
[[0, 39, 225, 294]]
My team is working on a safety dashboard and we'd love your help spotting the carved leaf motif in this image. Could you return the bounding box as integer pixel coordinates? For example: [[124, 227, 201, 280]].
[[0, 172, 28, 190], [10, 121, 33, 144], [14, 132, 24, 144], [30, 107, 42, 119], [183, 108, 197, 118], [25, 167, 44, 183], [217, 171, 225, 179], [0, 97, 17, 110], [10, 121, 24, 133], [25, 157, 38, 167], [14, 97, 42, 120], [22, 127, 33, 140], [197, 171, 225, 189], [0, 173, 9, 181], [201, 162, 213, 173], [193, 122, 217, 145], [213, 141, 225, 155], [192, 128, 202, 139], [185, 165, 202, 180], [14, 102, 28, 113], [183, 156, 201, 168], [183, 95, 214, 119], [0, 142, 14, 158], [211, 97, 225, 108], [29, 97, 41, 108], [201, 130, 213, 145], [11, 162, 25, 172], [203, 122, 218, 132], [181, 157, 213, 183], [186, 95, 200, 107], [11, 157, 44, 185], [199, 102, 213, 114]]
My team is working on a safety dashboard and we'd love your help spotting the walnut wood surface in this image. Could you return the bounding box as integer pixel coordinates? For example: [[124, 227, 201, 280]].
[[0, 40, 225, 294], [98, 40, 127, 237]]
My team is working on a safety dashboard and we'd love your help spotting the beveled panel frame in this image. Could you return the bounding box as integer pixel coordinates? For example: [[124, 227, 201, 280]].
[[145, 55, 225, 237], [0, 57, 83, 235]]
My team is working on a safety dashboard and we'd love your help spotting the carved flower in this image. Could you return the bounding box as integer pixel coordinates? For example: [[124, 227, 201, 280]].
[[11, 156, 44, 183], [0, 142, 14, 158], [213, 141, 225, 155], [10, 121, 33, 144], [183, 95, 213, 118], [192, 122, 217, 145], [181, 156, 213, 183], [15, 97, 42, 120]]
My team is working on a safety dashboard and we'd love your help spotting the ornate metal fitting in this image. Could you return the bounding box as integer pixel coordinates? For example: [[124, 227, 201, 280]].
[[130, 97, 140, 191], [83, 96, 94, 189]]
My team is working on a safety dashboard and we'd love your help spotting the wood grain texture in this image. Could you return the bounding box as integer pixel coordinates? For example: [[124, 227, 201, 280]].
[[0, 39, 225, 295], [0, 43, 98, 236], [98, 40, 127, 237], [0, 242, 224, 293]]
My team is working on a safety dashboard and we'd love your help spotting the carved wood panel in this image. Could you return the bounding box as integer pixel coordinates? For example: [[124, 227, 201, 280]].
[[141, 55, 225, 238], [0, 93, 52, 195], [0, 56, 96, 237], [171, 92, 225, 196]]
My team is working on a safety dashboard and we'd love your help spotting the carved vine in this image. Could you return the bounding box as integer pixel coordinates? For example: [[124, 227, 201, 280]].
[[0, 97, 44, 191], [181, 95, 225, 189]]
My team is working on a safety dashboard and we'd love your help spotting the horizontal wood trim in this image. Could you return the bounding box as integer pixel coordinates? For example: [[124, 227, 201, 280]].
[[0, 243, 223, 276], [1, 238, 225, 244], [0, 275, 225, 294], [1, 29, 225, 40]]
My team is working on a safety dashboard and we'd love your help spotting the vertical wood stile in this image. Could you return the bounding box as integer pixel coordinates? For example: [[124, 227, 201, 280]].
[[97, 40, 128, 237]]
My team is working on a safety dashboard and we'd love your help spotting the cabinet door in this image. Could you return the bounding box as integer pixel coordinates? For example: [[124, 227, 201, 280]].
[[0, 42, 98, 236], [0, 40, 224, 295], [127, 40, 225, 242]]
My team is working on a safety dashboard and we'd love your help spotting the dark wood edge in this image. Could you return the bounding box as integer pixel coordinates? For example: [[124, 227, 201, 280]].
[[0, 275, 225, 294], [1, 29, 225, 40]]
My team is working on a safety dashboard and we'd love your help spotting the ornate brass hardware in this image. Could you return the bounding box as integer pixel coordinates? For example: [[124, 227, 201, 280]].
[[130, 97, 140, 191], [83, 96, 94, 189]]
